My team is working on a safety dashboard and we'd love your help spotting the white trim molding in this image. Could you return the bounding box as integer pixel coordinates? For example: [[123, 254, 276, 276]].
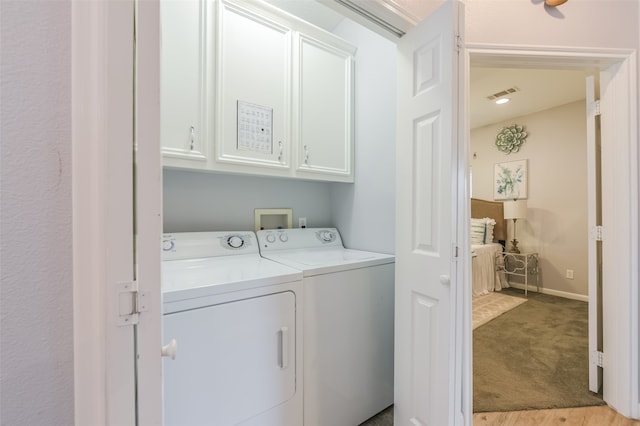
[[506, 283, 588, 303], [72, 0, 137, 424]]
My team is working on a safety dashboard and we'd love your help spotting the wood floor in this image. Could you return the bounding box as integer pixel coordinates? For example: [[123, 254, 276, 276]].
[[474, 405, 640, 425]]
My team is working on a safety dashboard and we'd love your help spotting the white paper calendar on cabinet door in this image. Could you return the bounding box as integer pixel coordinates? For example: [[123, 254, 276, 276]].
[[237, 101, 273, 154]]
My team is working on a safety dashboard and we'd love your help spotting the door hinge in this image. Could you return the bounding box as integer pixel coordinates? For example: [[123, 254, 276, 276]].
[[452, 243, 460, 261], [117, 280, 148, 326], [593, 225, 604, 242], [455, 34, 463, 53], [594, 99, 601, 116], [591, 350, 604, 368]]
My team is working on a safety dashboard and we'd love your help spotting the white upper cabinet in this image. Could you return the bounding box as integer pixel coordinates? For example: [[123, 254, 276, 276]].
[[160, 0, 355, 182], [215, 0, 292, 175], [160, 0, 211, 169], [294, 33, 355, 182]]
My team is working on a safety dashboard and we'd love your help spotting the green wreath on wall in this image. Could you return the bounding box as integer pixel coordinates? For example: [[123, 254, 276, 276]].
[[495, 124, 527, 154]]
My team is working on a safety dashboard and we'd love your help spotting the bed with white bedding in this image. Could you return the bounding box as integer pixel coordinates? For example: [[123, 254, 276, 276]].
[[472, 243, 508, 295], [471, 198, 508, 295]]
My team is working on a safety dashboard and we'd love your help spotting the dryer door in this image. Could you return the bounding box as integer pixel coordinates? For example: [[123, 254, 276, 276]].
[[163, 290, 296, 425]]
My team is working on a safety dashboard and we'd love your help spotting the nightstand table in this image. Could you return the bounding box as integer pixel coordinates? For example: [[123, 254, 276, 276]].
[[496, 251, 539, 297]]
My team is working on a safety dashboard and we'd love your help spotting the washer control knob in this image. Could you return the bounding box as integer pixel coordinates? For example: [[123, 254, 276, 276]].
[[266, 233, 276, 243], [279, 233, 289, 242], [227, 235, 244, 249]]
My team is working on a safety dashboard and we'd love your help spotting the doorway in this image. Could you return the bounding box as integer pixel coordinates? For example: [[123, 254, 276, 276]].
[[469, 64, 594, 410], [465, 47, 638, 420]]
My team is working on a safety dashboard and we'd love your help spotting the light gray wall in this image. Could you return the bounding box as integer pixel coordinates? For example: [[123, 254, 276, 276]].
[[329, 18, 397, 255], [471, 100, 588, 296], [163, 169, 333, 232], [0, 1, 74, 424]]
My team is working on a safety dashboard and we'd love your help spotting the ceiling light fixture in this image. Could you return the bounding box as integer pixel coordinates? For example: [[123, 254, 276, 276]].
[[495, 98, 510, 105]]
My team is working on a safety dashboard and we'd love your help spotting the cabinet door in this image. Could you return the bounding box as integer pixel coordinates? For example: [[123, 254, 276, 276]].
[[216, 0, 291, 173], [160, 0, 209, 167], [163, 291, 296, 425], [295, 34, 355, 182]]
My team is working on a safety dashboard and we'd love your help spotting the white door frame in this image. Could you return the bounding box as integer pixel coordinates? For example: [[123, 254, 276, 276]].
[[464, 44, 639, 420], [72, 0, 163, 424], [135, 0, 164, 424], [72, 0, 137, 424]]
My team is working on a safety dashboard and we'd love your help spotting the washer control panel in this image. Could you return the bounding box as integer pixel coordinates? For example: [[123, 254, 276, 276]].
[[257, 228, 343, 251]]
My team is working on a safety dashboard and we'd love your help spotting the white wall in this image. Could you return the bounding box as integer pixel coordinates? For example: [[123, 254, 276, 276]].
[[466, 0, 638, 49], [163, 169, 333, 232], [471, 100, 588, 296], [329, 18, 397, 254], [0, 1, 74, 424]]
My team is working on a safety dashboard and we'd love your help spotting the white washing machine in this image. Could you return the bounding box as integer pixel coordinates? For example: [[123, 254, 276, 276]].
[[162, 231, 303, 426], [256, 228, 395, 426]]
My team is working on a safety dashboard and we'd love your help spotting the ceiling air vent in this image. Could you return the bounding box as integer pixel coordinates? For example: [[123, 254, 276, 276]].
[[486, 87, 520, 101]]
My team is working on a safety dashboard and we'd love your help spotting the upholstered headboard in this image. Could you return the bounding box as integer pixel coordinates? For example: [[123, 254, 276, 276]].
[[471, 198, 506, 242]]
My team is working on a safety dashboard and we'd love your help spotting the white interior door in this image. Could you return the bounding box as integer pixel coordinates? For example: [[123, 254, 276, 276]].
[[586, 75, 603, 395], [395, 1, 464, 425], [598, 59, 638, 417]]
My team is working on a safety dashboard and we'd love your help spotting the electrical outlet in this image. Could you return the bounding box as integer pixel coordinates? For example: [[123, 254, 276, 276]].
[[299, 217, 307, 228], [566, 269, 574, 279]]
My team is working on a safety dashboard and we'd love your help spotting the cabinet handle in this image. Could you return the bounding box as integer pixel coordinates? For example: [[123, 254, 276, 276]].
[[278, 141, 283, 162], [278, 326, 289, 369], [304, 145, 309, 164], [189, 126, 195, 151]]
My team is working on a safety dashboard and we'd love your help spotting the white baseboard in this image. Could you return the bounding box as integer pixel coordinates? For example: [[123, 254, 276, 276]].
[[507, 282, 588, 302]]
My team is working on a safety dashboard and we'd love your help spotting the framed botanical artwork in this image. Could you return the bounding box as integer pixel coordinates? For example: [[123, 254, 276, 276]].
[[494, 159, 528, 200]]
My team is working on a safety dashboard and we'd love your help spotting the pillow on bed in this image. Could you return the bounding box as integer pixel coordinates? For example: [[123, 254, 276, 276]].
[[471, 218, 487, 244], [471, 217, 497, 244], [485, 222, 495, 243]]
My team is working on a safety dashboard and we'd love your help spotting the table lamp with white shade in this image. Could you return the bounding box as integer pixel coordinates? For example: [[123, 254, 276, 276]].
[[504, 199, 527, 253]]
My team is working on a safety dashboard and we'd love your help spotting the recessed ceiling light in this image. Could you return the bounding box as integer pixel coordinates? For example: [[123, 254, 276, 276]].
[[495, 98, 510, 105]]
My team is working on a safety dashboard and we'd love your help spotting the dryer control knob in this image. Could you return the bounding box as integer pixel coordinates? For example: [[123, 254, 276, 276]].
[[162, 239, 175, 252], [279, 233, 289, 242], [227, 235, 244, 249], [266, 233, 276, 243], [320, 231, 335, 242]]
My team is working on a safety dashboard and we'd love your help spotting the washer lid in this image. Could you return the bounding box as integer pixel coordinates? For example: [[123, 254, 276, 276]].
[[262, 247, 395, 276]]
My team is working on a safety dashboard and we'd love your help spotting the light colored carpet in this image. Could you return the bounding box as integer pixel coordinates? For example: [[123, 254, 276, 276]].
[[473, 291, 527, 330]]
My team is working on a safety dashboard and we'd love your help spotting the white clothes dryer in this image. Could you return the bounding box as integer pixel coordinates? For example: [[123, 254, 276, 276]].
[[162, 231, 303, 426], [256, 228, 395, 426]]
